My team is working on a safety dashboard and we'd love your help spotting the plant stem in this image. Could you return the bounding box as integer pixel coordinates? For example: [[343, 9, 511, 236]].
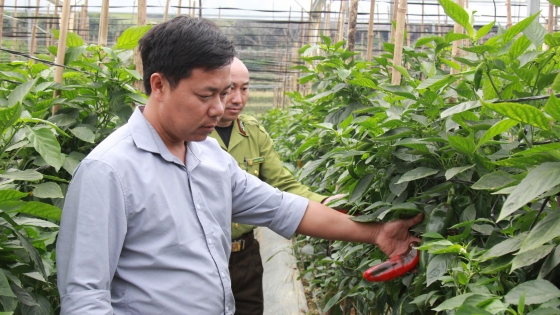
[[486, 70, 503, 100], [529, 196, 551, 230]]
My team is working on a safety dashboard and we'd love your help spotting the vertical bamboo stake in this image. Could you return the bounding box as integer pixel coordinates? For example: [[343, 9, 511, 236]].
[[53, 0, 72, 114], [548, 2, 554, 33], [51, 0, 59, 47], [464, 0, 469, 48], [366, 0, 376, 61], [281, 75, 286, 109], [391, 0, 406, 85], [337, 0, 346, 43], [347, 0, 359, 51], [390, 0, 399, 43], [325, 1, 331, 39], [421, 0, 425, 32], [450, 0, 464, 75], [300, 9, 304, 48], [507, 0, 512, 28], [80, 0, 88, 40], [134, 0, 147, 93], [163, 0, 170, 21], [0, 0, 5, 49], [98, 0, 109, 46], [335, 0, 344, 42], [406, 13, 410, 48], [292, 47, 299, 93], [517, 0, 521, 23], [307, 0, 314, 45], [29, 0, 40, 56], [177, 0, 182, 16], [437, 5, 441, 35], [11, 0, 18, 58], [377, 4, 381, 52]]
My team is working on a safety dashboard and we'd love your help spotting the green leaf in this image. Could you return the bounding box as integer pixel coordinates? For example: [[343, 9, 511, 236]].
[[52, 29, 84, 47], [0, 103, 23, 135], [511, 245, 555, 273], [479, 234, 527, 261], [114, 25, 153, 49], [372, 127, 414, 141], [322, 291, 343, 313], [433, 293, 476, 311], [478, 119, 518, 147], [504, 280, 560, 305], [0, 190, 28, 201], [16, 201, 62, 221], [441, 101, 482, 118], [475, 21, 496, 41], [550, 0, 560, 6], [545, 94, 560, 122], [25, 127, 64, 171], [0, 169, 43, 181], [539, 245, 560, 278], [510, 35, 533, 59], [553, 73, 560, 92], [337, 68, 351, 80], [427, 254, 451, 286], [4, 225, 48, 282], [393, 65, 412, 80], [445, 165, 475, 180], [448, 135, 476, 156], [472, 171, 516, 190], [397, 167, 439, 184], [502, 13, 540, 44], [7, 79, 36, 107], [524, 19, 547, 47], [519, 210, 560, 254], [32, 182, 63, 199], [348, 78, 376, 89], [417, 75, 456, 91], [14, 217, 58, 228], [437, 0, 474, 37], [349, 173, 375, 203], [498, 162, 560, 221], [513, 143, 560, 156], [455, 304, 494, 315], [0, 270, 16, 297], [70, 126, 95, 143], [484, 102, 551, 131]]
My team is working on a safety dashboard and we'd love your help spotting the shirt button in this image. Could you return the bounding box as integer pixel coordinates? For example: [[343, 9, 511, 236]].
[[196, 204, 201, 209], [207, 238, 212, 244], [220, 272, 225, 278]]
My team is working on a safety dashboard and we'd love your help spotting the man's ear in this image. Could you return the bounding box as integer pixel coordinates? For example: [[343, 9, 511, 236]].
[[150, 73, 166, 100]]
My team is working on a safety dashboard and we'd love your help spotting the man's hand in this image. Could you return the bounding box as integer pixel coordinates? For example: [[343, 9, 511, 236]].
[[372, 214, 423, 258]]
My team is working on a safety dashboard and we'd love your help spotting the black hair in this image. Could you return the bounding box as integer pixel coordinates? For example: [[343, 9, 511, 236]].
[[139, 16, 236, 95]]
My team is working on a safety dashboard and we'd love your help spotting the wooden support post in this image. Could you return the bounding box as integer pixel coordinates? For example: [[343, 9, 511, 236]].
[[177, 0, 182, 16], [80, 0, 89, 41], [292, 47, 299, 93], [12, 0, 18, 58], [548, 2, 554, 33], [347, 0, 359, 51], [281, 76, 287, 109], [30, 0, 40, 56], [325, 1, 331, 40], [421, 0, 425, 32], [164, 0, 170, 21], [53, 0, 72, 114], [391, 0, 406, 85], [366, 0, 376, 61], [134, 0, 147, 93], [51, 0, 59, 47], [300, 9, 305, 47], [450, 0, 464, 75], [0, 0, 5, 49], [390, 0, 399, 43], [98, 0, 109, 46], [307, 0, 314, 45], [437, 4, 441, 35], [337, 0, 346, 43], [507, 0, 512, 28], [406, 13, 410, 48]]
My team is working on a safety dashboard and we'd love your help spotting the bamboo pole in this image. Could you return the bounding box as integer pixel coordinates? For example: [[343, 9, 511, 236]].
[[134, 0, 147, 93], [450, 0, 464, 75], [292, 47, 299, 93], [390, 0, 399, 43], [307, 0, 314, 45], [391, 0, 406, 85], [177, 0, 182, 16], [366, 0, 376, 61], [0, 0, 5, 49], [507, 0, 512, 28], [29, 0, 40, 57], [13, 0, 19, 59], [300, 9, 305, 47], [325, 1, 331, 39], [163, 0, 170, 21], [98, 0, 109, 46], [406, 13, 410, 48], [437, 5, 441, 35], [80, 0, 89, 41], [548, 2, 554, 33], [347, 0, 359, 51], [421, 0, 425, 32], [335, 0, 344, 42], [53, 0, 72, 114], [51, 0, 59, 47], [337, 0, 346, 43]]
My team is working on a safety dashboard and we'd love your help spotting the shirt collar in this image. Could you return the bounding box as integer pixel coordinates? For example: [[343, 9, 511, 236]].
[[128, 106, 202, 169]]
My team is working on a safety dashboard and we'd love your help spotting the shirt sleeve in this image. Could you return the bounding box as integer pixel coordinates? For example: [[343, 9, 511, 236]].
[[257, 126, 326, 203], [56, 159, 128, 314], [228, 152, 308, 239]]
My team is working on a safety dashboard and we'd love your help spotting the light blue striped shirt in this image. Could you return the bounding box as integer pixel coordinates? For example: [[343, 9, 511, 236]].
[[56, 108, 308, 314]]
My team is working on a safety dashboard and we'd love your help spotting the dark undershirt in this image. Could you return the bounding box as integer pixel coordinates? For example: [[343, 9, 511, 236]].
[[215, 123, 234, 148]]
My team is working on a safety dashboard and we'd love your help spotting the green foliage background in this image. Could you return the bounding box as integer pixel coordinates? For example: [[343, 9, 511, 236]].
[[0, 25, 150, 314], [261, 2, 560, 314]]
